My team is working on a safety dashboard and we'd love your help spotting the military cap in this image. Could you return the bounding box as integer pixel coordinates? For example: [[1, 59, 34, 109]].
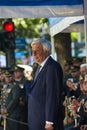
[[14, 66, 24, 72], [5, 70, 13, 77], [0, 68, 5, 74], [82, 57, 86, 63], [71, 66, 80, 72], [70, 96, 76, 101], [64, 59, 72, 66], [72, 57, 82, 64], [0, 68, 2, 74]]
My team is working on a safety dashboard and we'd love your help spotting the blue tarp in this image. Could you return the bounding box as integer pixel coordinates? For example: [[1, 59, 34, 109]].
[[0, 0, 83, 6]]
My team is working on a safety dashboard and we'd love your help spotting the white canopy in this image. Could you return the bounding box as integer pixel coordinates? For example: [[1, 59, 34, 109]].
[[49, 16, 84, 37], [0, 0, 84, 18]]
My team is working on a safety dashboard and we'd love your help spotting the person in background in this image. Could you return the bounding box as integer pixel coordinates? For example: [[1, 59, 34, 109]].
[[0, 70, 21, 130], [0, 69, 5, 83], [80, 63, 87, 77], [72, 57, 82, 67], [63, 60, 72, 77], [65, 74, 87, 130], [66, 66, 81, 98], [28, 38, 64, 130], [14, 66, 30, 130]]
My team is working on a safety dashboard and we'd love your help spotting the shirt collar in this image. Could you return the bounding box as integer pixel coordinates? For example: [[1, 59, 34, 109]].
[[40, 55, 50, 68]]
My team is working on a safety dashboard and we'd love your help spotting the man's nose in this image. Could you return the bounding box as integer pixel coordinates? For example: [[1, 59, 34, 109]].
[[32, 50, 37, 55]]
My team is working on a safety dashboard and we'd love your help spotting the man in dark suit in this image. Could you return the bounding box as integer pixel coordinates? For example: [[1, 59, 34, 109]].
[[28, 38, 64, 130]]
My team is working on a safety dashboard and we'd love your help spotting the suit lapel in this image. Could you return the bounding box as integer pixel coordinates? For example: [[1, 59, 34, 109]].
[[30, 56, 52, 91]]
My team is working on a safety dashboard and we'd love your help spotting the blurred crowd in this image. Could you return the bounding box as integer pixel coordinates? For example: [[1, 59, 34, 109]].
[[0, 63, 38, 130], [63, 57, 87, 130]]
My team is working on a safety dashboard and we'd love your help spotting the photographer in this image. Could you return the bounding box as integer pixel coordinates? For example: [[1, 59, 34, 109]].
[[66, 66, 81, 98]]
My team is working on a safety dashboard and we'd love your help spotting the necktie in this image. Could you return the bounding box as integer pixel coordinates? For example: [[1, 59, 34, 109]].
[[34, 65, 41, 80]]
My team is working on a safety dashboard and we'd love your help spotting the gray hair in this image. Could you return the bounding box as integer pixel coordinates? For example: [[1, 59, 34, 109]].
[[31, 38, 52, 54]]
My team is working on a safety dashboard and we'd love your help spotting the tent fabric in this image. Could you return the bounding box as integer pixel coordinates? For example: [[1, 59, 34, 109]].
[[62, 20, 84, 33], [0, 0, 83, 6], [49, 16, 84, 36], [0, 0, 84, 18], [62, 23, 84, 33]]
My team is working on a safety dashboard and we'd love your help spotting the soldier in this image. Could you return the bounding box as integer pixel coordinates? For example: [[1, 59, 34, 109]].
[[65, 74, 87, 130], [0, 69, 21, 130], [14, 66, 31, 130], [72, 57, 82, 67], [0, 69, 6, 129], [66, 65, 81, 98], [0, 69, 5, 83], [63, 60, 72, 96], [78, 76, 87, 130]]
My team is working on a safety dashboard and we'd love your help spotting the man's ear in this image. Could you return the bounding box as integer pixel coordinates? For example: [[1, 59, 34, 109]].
[[45, 50, 50, 57]]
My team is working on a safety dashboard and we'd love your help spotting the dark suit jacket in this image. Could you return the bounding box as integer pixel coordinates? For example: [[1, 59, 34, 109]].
[[28, 56, 64, 130], [4, 83, 21, 130], [6, 83, 21, 119]]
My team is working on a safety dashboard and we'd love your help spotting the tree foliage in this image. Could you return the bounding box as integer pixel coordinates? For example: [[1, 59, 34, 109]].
[[71, 32, 85, 42], [13, 18, 48, 38]]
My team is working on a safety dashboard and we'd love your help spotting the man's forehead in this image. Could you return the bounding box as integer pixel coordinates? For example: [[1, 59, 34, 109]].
[[32, 43, 43, 49]]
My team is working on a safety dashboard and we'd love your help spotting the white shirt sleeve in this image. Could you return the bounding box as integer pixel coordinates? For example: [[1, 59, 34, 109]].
[[46, 121, 54, 125]]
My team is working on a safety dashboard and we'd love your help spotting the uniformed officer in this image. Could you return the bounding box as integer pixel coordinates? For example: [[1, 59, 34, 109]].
[[14, 66, 31, 130], [77, 78, 87, 130], [0, 70, 21, 130], [65, 75, 87, 130], [65, 65, 81, 98]]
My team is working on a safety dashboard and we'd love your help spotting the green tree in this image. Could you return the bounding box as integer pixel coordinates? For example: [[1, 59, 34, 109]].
[[13, 18, 48, 38]]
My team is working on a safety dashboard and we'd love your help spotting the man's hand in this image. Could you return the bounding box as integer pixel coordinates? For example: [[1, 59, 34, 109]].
[[1, 108, 7, 115], [45, 123, 54, 130]]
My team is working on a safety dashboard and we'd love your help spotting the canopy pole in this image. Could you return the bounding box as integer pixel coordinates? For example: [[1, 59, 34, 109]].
[[51, 36, 57, 61], [84, 17, 87, 63], [51, 36, 55, 57], [84, 0, 87, 63]]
